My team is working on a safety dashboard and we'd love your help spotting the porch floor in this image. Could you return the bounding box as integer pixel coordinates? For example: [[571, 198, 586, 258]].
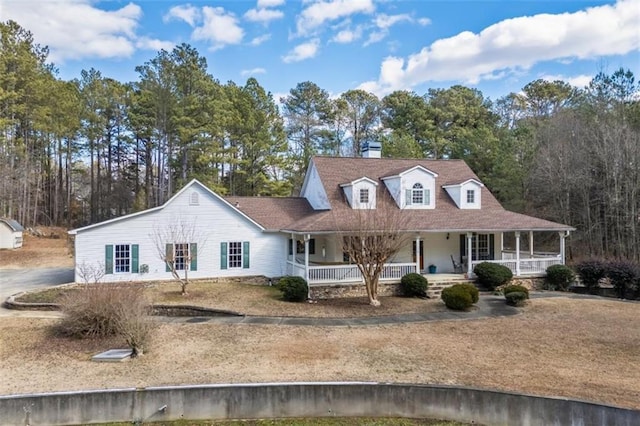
[[421, 273, 470, 284]]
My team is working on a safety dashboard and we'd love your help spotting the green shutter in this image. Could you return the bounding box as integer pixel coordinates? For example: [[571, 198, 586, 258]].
[[424, 189, 430, 205], [309, 238, 315, 255], [405, 189, 412, 205], [489, 234, 495, 260], [288, 239, 293, 255], [220, 242, 228, 269], [105, 245, 113, 274], [190, 243, 197, 271], [459, 235, 465, 264], [243, 241, 250, 269], [131, 244, 139, 273], [165, 243, 173, 272]]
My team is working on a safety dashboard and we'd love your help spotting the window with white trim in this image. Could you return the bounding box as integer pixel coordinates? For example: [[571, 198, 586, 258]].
[[466, 189, 475, 203], [174, 243, 189, 270], [359, 188, 369, 204], [114, 244, 131, 273], [412, 183, 424, 204], [228, 241, 243, 268]]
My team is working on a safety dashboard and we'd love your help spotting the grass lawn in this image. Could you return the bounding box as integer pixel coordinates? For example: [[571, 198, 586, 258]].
[[1, 296, 639, 411], [16, 280, 448, 318]]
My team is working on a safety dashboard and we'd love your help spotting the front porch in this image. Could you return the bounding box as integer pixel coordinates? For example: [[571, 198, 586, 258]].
[[285, 230, 568, 286]]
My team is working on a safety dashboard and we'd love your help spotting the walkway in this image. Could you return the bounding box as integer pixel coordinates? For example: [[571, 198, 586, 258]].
[[159, 295, 520, 326]]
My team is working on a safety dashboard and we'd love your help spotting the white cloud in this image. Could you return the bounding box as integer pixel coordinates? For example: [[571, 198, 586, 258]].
[[136, 37, 176, 52], [241, 67, 267, 77], [418, 17, 431, 26], [359, 0, 640, 95], [250, 34, 272, 46], [541, 74, 593, 89], [282, 38, 320, 63], [374, 13, 411, 30], [192, 6, 244, 49], [0, 0, 148, 62], [244, 7, 284, 23], [164, 5, 200, 27], [364, 30, 386, 46], [332, 27, 362, 43], [258, 0, 285, 7], [296, 0, 374, 36]]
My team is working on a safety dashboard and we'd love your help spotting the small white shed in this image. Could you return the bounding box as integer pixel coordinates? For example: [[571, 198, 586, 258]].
[[0, 218, 24, 249]]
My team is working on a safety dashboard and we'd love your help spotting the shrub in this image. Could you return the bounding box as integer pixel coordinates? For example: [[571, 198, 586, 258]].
[[502, 284, 530, 299], [400, 273, 428, 297], [575, 259, 606, 294], [456, 283, 479, 303], [545, 264, 575, 291], [57, 284, 155, 355], [505, 291, 527, 307], [276, 276, 309, 302], [441, 283, 478, 311], [473, 262, 513, 290], [607, 260, 640, 299]]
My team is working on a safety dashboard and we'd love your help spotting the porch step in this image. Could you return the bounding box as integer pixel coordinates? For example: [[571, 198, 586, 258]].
[[426, 280, 475, 298]]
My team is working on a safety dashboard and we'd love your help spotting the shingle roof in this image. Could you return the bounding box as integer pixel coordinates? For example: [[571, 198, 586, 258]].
[[225, 156, 573, 233]]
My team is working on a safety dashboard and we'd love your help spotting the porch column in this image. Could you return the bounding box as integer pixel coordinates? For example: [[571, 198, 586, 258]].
[[500, 232, 504, 259], [415, 235, 421, 274], [529, 231, 534, 258], [559, 231, 566, 265], [466, 232, 473, 276], [304, 234, 310, 282], [515, 231, 521, 276]]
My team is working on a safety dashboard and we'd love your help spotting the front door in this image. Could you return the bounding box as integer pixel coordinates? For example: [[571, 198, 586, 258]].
[[412, 241, 424, 270]]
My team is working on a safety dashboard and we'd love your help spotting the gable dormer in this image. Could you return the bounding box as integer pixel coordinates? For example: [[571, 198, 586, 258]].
[[382, 165, 438, 209], [442, 178, 484, 209], [340, 177, 378, 209]]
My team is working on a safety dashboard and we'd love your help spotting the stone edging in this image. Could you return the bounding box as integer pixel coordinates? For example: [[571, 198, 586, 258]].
[[0, 382, 638, 426]]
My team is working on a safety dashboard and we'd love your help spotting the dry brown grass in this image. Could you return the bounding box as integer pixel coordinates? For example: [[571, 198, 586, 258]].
[[1, 297, 639, 410], [0, 227, 73, 269]]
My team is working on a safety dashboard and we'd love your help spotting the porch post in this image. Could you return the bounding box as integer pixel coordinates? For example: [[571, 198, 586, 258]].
[[500, 232, 504, 259], [515, 231, 521, 276], [466, 232, 473, 276], [529, 231, 534, 258], [415, 235, 421, 274], [304, 234, 310, 283], [559, 231, 566, 265]]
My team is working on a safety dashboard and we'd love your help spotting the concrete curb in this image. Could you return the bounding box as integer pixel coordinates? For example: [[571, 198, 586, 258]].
[[1, 382, 638, 426]]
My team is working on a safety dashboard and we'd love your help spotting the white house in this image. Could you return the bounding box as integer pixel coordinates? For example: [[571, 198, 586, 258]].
[[69, 147, 573, 285], [0, 218, 24, 249]]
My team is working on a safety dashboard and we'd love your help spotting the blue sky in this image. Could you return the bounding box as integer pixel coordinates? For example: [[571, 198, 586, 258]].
[[1, 0, 638, 101]]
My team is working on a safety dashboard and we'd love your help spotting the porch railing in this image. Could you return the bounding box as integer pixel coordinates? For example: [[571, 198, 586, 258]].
[[471, 257, 562, 276], [501, 250, 561, 260], [289, 262, 417, 284]]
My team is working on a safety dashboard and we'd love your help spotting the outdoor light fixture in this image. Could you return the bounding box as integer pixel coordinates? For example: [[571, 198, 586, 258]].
[[446, 233, 450, 240]]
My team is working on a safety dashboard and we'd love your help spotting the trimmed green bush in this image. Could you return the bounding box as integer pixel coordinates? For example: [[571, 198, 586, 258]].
[[400, 273, 428, 297], [276, 276, 309, 302], [456, 283, 479, 303], [441, 286, 473, 310], [545, 264, 575, 291], [502, 284, 530, 299], [575, 259, 606, 294], [505, 291, 527, 307], [473, 262, 513, 290]]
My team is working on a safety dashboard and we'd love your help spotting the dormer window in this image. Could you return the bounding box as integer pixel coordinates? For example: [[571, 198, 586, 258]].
[[412, 183, 424, 204], [466, 190, 475, 204], [359, 188, 369, 204], [406, 183, 430, 206]]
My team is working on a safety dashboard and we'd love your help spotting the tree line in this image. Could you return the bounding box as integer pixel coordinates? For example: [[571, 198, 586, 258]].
[[1, 20, 638, 260]]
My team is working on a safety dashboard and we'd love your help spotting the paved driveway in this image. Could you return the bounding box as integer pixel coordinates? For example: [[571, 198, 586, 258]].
[[0, 268, 73, 317]]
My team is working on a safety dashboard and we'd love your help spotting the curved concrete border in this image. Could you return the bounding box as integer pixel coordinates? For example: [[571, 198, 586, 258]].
[[1, 382, 638, 426]]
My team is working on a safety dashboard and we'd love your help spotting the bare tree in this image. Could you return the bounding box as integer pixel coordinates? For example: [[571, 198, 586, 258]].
[[76, 261, 106, 284], [150, 216, 206, 295], [336, 194, 411, 306]]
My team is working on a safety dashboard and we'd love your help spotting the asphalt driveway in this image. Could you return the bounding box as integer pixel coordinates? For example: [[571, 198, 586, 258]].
[[0, 268, 74, 315]]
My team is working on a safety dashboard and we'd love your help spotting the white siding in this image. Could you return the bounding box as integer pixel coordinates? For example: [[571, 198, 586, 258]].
[[382, 176, 402, 207], [460, 182, 482, 209], [74, 184, 287, 283], [0, 225, 21, 249], [300, 161, 330, 210]]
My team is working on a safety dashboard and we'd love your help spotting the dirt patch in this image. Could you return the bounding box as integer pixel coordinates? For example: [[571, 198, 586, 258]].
[[0, 227, 73, 269], [1, 297, 639, 410]]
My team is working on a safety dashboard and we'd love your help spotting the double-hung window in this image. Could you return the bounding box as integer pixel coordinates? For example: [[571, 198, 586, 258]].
[[221, 241, 250, 270], [412, 183, 424, 204], [467, 189, 475, 203], [174, 243, 189, 270], [359, 188, 369, 204], [114, 244, 131, 273]]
